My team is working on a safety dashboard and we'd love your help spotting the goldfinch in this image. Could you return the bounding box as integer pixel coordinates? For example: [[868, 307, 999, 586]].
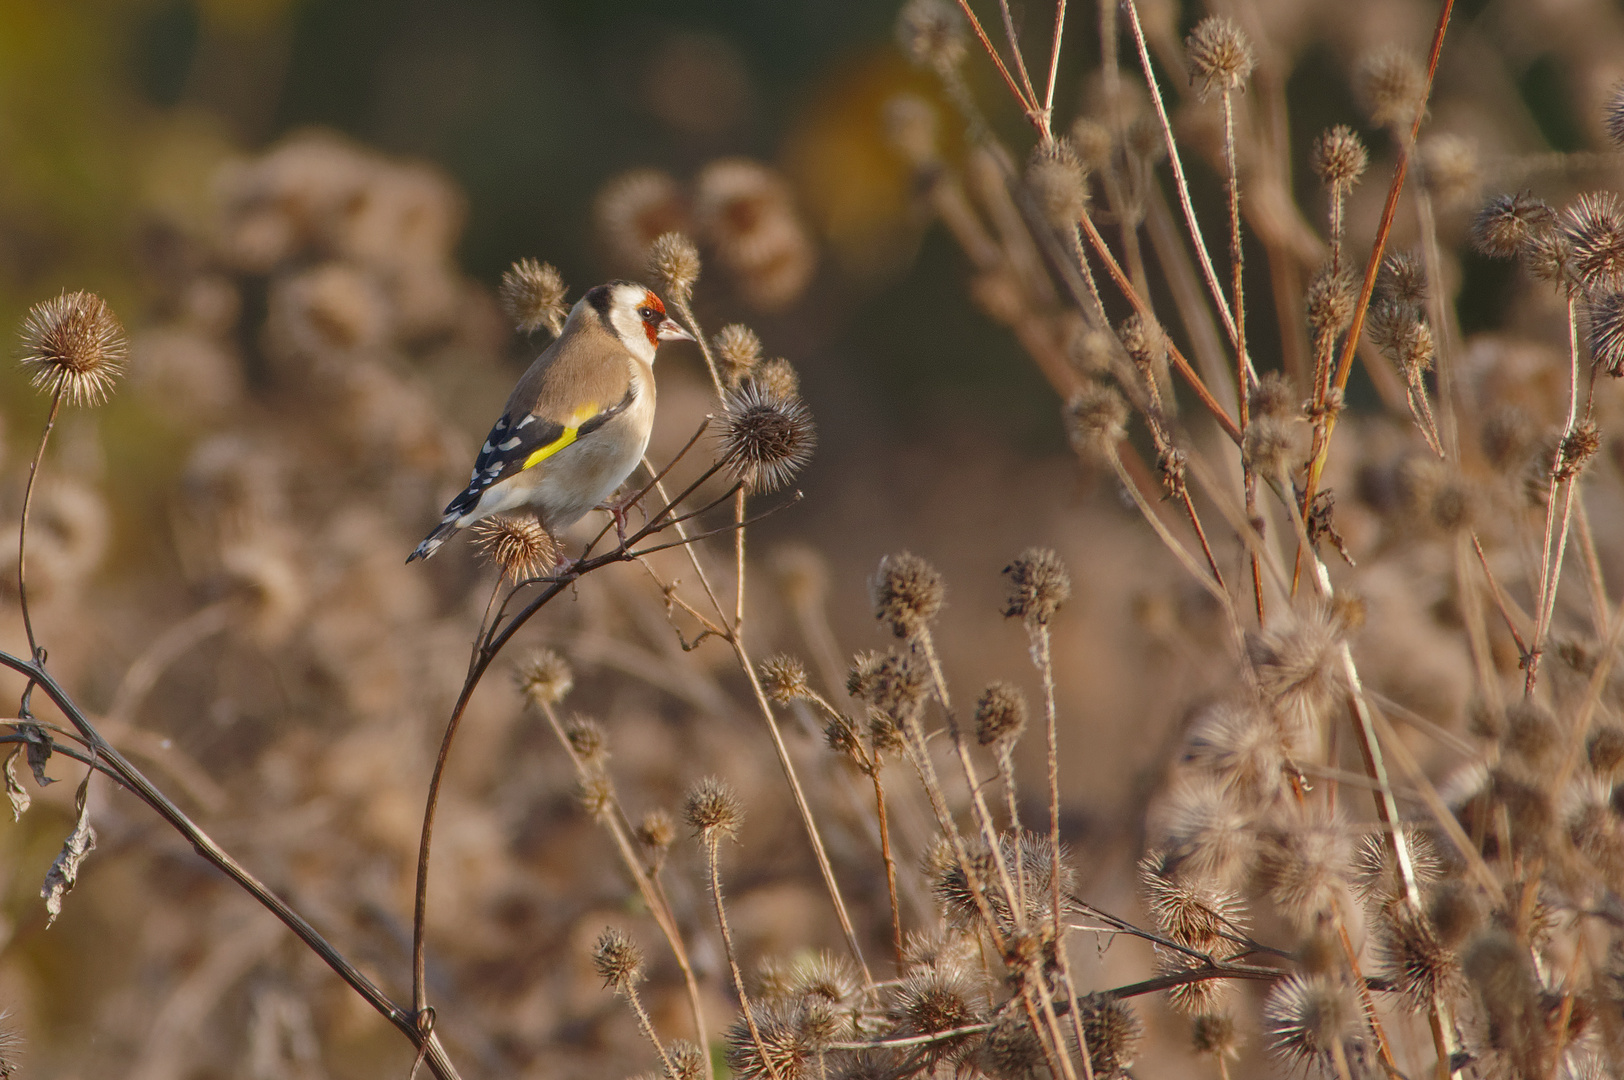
[[408, 280, 692, 563]]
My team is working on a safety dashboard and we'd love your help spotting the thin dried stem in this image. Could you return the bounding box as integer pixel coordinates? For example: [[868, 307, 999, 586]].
[[704, 833, 782, 1080], [17, 390, 64, 661]]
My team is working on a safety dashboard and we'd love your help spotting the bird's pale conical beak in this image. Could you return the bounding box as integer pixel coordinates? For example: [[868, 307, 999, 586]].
[[657, 318, 695, 343]]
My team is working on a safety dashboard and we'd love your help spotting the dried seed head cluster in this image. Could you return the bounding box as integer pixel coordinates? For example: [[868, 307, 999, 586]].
[[1002, 547, 1071, 628], [1589, 291, 1624, 376], [1471, 191, 1556, 259], [1358, 46, 1425, 129], [517, 649, 574, 707], [1157, 778, 1256, 888], [1379, 251, 1428, 308], [714, 323, 763, 385], [1310, 126, 1368, 193], [1079, 996, 1142, 1078], [1305, 265, 1356, 350], [564, 715, 608, 767], [1247, 603, 1352, 729], [1564, 191, 1624, 295], [684, 776, 743, 841], [1027, 141, 1089, 228], [1185, 16, 1256, 100], [1264, 974, 1360, 1070], [498, 258, 568, 336], [472, 514, 557, 581], [1260, 806, 1351, 929], [1065, 382, 1130, 458], [648, 231, 702, 303], [761, 655, 811, 703], [873, 551, 945, 639], [636, 808, 676, 853], [719, 380, 816, 492], [592, 926, 644, 991], [18, 290, 128, 406], [726, 1001, 822, 1080], [975, 681, 1028, 746]]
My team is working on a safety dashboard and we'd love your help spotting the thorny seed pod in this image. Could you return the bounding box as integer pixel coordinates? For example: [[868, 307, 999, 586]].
[[761, 655, 812, 703], [1157, 778, 1256, 889], [1310, 126, 1368, 194], [851, 648, 929, 723], [1027, 141, 1090, 228], [865, 710, 906, 757], [1589, 291, 1624, 376], [648, 231, 702, 303], [825, 713, 866, 764], [635, 808, 676, 854], [1185, 16, 1255, 101], [1526, 231, 1576, 290], [1003, 547, 1071, 628], [873, 551, 945, 639], [499, 258, 568, 336], [1264, 974, 1361, 1070], [1564, 191, 1624, 295], [564, 715, 609, 768], [1065, 382, 1130, 458], [976, 1002, 1047, 1079], [1080, 996, 1142, 1079], [1184, 702, 1292, 804], [668, 1040, 707, 1080], [1351, 826, 1443, 903], [896, 0, 966, 73], [1378, 251, 1428, 308], [1472, 191, 1557, 259], [517, 649, 574, 706], [1377, 906, 1460, 1008], [1191, 1012, 1241, 1060], [1607, 82, 1624, 147], [1164, 949, 1235, 1015], [714, 323, 763, 385], [1260, 806, 1352, 930], [473, 515, 557, 581], [18, 290, 127, 406], [975, 681, 1028, 747], [683, 776, 743, 841], [1357, 46, 1425, 129], [1140, 854, 1247, 950], [890, 966, 984, 1061], [1305, 265, 1356, 350], [592, 926, 644, 991], [789, 952, 859, 1006], [718, 380, 816, 492], [751, 357, 801, 400], [1247, 602, 1353, 730], [1367, 301, 1435, 377], [726, 1002, 820, 1080]]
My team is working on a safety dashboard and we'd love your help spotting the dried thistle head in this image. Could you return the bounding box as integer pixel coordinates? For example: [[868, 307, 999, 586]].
[[1589, 291, 1624, 376], [1065, 382, 1130, 458], [1305, 264, 1356, 350], [789, 951, 860, 1007], [761, 655, 812, 704], [1191, 1012, 1240, 1060], [1264, 974, 1360, 1070], [873, 552, 945, 639], [1471, 191, 1557, 259], [18, 290, 127, 406], [1310, 126, 1368, 194], [1351, 825, 1443, 904], [576, 773, 615, 820], [1247, 602, 1353, 729], [1378, 251, 1429, 309], [1502, 700, 1559, 773], [751, 358, 801, 400], [596, 168, 689, 270], [516, 650, 573, 707], [889, 966, 984, 1059], [1157, 778, 1256, 889], [1185, 16, 1255, 100], [684, 776, 743, 842], [592, 926, 644, 991], [473, 514, 557, 581], [851, 649, 929, 726], [1002, 547, 1071, 629], [1184, 702, 1291, 805], [714, 323, 763, 385], [1564, 191, 1624, 295], [635, 808, 676, 854], [896, 0, 966, 72], [648, 231, 702, 303], [976, 1001, 1047, 1079], [1249, 372, 1298, 419], [718, 381, 816, 492], [564, 715, 608, 768], [499, 258, 568, 336], [1462, 929, 1546, 1069], [1261, 806, 1351, 930], [1026, 141, 1089, 228], [1118, 313, 1165, 370], [1357, 46, 1425, 129], [1141, 852, 1247, 950], [668, 1040, 707, 1080], [1079, 996, 1141, 1079], [975, 681, 1028, 747], [1606, 81, 1624, 148], [726, 1002, 820, 1080]]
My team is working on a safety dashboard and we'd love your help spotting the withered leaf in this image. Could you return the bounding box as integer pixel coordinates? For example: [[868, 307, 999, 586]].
[[3, 752, 28, 821], [42, 800, 95, 928], [20, 725, 54, 788]]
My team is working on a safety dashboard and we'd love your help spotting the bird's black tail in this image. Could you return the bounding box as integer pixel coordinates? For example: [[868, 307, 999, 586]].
[[407, 520, 460, 564]]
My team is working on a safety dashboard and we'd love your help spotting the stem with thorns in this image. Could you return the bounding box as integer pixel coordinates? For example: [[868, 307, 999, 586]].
[[703, 832, 781, 1080], [1221, 86, 1264, 623]]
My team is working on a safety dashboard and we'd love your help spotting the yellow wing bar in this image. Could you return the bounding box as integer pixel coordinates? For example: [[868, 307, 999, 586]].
[[523, 427, 579, 470]]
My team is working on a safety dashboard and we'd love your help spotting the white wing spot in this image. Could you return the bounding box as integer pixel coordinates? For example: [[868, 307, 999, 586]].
[[481, 441, 494, 454], [499, 437, 521, 450], [516, 415, 534, 428]]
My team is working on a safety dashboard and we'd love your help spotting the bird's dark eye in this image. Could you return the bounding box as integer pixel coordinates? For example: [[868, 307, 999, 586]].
[[637, 306, 656, 321]]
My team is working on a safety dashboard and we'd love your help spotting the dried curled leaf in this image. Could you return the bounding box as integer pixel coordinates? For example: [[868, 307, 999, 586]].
[[21, 725, 54, 788], [3, 752, 28, 822], [42, 799, 95, 927]]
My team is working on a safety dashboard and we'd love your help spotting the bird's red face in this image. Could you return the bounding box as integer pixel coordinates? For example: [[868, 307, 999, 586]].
[[635, 292, 694, 347]]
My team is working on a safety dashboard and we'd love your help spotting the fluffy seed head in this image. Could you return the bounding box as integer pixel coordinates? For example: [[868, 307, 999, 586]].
[[648, 231, 702, 302], [1071, 117, 1114, 171], [789, 952, 860, 1006], [1118, 313, 1165, 369], [1311, 126, 1368, 193], [1462, 930, 1544, 1066], [1185, 16, 1255, 100], [1589, 292, 1624, 376], [1588, 724, 1624, 777], [1358, 46, 1425, 128], [891, 967, 984, 1060], [1264, 975, 1359, 1068], [1027, 141, 1089, 227], [1565, 191, 1624, 295], [1080, 997, 1141, 1078], [1606, 82, 1624, 148], [1003, 547, 1071, 627], [1261, 807, 1352, 929], [473, 515, 557, 581], [576, 773, 614, 820], [1559, 420, 1601, 480], [719, 381, 816, 492], [873, 551, 945, 639], [850, 648, 929, 724], [1191, 1013, 1240, 1059], [1377, 906, 1460, 1007], [516, 649, 573, 707], [592, 926, 644, 990], [564, 715, 608, 767], [1065, 382, 1129, 458], [761, 655, 812, 703], [975, 681, 1028, 747], [18, 291, 127, 406], [1140, 855, 1246, 950], [499, 258, 568, 336], [1472, 191, 1557, 259], [1250, 371, 1298, 419], [1502, 700, 1558, 772], [1247, 603, 1351, 729], [683, 776, 743, 841], [1378, 251, 1428, 308], [1157, 779, 1256, 889], [636, 808, 676, 852], [1184, 702, 1291, 803], [726, 1002, 819, 1080], [896, 0, 966, 71], [1306, 265, 1356, 349], [714, 323, 763, 385], [1352, 826, 1442, 903]]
